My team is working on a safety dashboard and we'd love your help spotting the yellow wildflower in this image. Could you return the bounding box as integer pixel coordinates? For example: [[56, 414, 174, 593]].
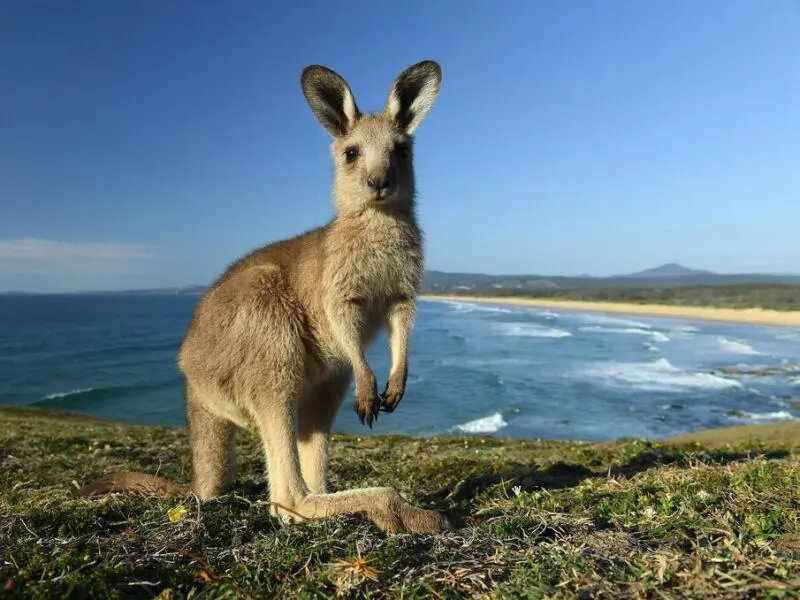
[[167, 504, 188, 523]]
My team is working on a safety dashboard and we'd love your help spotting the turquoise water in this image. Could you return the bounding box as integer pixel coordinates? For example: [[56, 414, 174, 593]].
[[1, 294, 798, 440]]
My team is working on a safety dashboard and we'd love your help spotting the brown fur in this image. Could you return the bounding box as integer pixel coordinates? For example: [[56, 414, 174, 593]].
[[75, 60, 449, 534]]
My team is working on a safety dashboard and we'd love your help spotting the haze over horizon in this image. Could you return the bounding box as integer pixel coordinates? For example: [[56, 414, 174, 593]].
[[2, 1, 799, 293], [4, 262, 798, 296]]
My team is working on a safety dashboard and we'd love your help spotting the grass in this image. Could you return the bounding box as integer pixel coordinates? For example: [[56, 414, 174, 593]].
[[1, 404, 799, 599]]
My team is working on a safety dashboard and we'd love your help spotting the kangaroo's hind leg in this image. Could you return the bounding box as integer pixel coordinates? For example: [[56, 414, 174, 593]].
[[185, 384, 238, 501], [297, 372, 351, 494], [253, 387, 448, 533]]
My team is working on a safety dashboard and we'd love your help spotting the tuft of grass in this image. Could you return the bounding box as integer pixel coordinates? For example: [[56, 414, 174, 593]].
[[1, 405, 799, 598]]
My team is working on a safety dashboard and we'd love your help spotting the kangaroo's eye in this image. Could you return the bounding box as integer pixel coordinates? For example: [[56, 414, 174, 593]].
[[344, 147, 359, 163], [395, 144, 410, 159]]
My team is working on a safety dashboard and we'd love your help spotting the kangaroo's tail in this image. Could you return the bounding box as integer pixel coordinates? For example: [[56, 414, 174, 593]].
[[74, 471, 190, 498]]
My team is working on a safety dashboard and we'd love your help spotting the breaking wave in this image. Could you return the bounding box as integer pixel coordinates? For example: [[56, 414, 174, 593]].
[[579, 314, 653, 329], [44, 387, 95, 400], [35, 380, 175, 409], [532, 310, 560, 320], [442, 300, 513, 314], [497, 323, 572, 338], [453, 412, 508, 434], [579, 326, 670, 343], [671, 324, 699, 333], [581, 358, 742, 393], [729, 410, 796, 422], [776, 332, 800, 341], [717, 337, 764, 356]]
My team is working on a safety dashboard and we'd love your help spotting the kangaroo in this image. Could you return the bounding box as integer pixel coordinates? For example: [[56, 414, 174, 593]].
[[75, 60, 450, 534]]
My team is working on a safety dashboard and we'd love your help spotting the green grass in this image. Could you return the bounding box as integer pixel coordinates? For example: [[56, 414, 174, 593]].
[[1, 404, 799, 599]]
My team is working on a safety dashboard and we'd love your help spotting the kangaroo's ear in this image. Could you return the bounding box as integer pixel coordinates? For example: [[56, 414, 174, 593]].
[[301, 65, 360, 137], [385, 60, 442, 135]]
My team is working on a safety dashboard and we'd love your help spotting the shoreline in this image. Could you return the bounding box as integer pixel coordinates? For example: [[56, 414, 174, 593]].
[[421, 294, 800, 328]]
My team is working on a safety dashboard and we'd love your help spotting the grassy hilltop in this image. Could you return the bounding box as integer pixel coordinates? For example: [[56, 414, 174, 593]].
[[1, 405, 799, 599]]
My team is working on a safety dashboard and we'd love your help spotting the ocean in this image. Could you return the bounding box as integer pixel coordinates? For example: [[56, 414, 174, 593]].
[[1, 294, 798, 441]]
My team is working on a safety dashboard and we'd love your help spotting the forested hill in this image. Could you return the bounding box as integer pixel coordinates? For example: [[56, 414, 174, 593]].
[[422, 263, 800, 294]]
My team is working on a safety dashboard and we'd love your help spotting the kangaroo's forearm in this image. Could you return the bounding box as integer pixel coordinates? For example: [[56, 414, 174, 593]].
[[326, 296, 382, 426], [386, 296, 416, 382], [326, 298, 371, 375], [378, 296, 416, 414]]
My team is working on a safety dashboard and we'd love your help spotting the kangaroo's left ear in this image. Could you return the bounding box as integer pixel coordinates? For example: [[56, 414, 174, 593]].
[[384, 60, 442, 135]]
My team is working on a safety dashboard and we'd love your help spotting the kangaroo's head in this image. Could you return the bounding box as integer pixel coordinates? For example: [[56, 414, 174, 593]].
[[301, 60, 441, 216]]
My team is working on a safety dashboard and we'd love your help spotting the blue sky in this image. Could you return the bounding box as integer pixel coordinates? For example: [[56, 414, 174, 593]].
[[1, 0, 799, 292]]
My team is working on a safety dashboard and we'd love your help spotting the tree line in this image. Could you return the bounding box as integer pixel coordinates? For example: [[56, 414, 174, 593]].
[[438, 284, 800, 311]]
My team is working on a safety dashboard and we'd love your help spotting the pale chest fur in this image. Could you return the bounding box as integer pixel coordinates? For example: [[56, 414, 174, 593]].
[[324, 212, 423, 303]]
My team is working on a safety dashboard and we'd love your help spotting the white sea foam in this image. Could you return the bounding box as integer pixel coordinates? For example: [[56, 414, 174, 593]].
[[717, 337, 764, 356], [643, 342, 660, 352], [745, 387, 768, 397], [535, 310, 560, 320], [730, 410, 796, 422], [580, 314, 653, 329], [497, 323, 572, 338], [454, 412, 508, 433], [579, 326, 670, 343], [788, 376, 800, 387], [776, 332, 800, 341], [671, 324, 699, 333], [443, 300, 513, 314], [581, 358, 742, 393], [458, 357, 541, 367], [45, 388, 94, 400]]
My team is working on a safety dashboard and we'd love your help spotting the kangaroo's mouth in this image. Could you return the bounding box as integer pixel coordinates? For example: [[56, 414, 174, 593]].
[[370, 187, 399, 204]]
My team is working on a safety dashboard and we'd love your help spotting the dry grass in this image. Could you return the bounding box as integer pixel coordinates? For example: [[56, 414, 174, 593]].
[[1, 405, 799, 599]]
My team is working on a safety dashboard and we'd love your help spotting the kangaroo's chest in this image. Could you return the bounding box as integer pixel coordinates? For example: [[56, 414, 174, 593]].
[[329, 219, 423, 302], [357, 237, 421, 298]]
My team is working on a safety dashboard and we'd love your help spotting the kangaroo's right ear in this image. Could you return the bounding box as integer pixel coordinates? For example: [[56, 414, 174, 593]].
[[301, 65, 360, 137]]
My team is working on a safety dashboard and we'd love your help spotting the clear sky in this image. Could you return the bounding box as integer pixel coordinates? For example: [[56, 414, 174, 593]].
[[2, 0, 799, 292]]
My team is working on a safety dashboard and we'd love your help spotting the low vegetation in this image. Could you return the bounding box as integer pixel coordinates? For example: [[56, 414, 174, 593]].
[[1, 405, 799, 599], [438, 284, 800, 312]]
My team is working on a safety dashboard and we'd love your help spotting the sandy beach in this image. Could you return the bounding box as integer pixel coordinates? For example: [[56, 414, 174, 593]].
[[422, 294, 800, 328]]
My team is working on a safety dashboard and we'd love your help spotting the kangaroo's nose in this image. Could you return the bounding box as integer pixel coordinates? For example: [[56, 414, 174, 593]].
[[367, 176, 391, 191]]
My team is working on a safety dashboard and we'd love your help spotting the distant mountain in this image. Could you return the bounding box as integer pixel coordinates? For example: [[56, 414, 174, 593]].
[[421, 265, 800, 294], [618, 263, 713, 279]]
